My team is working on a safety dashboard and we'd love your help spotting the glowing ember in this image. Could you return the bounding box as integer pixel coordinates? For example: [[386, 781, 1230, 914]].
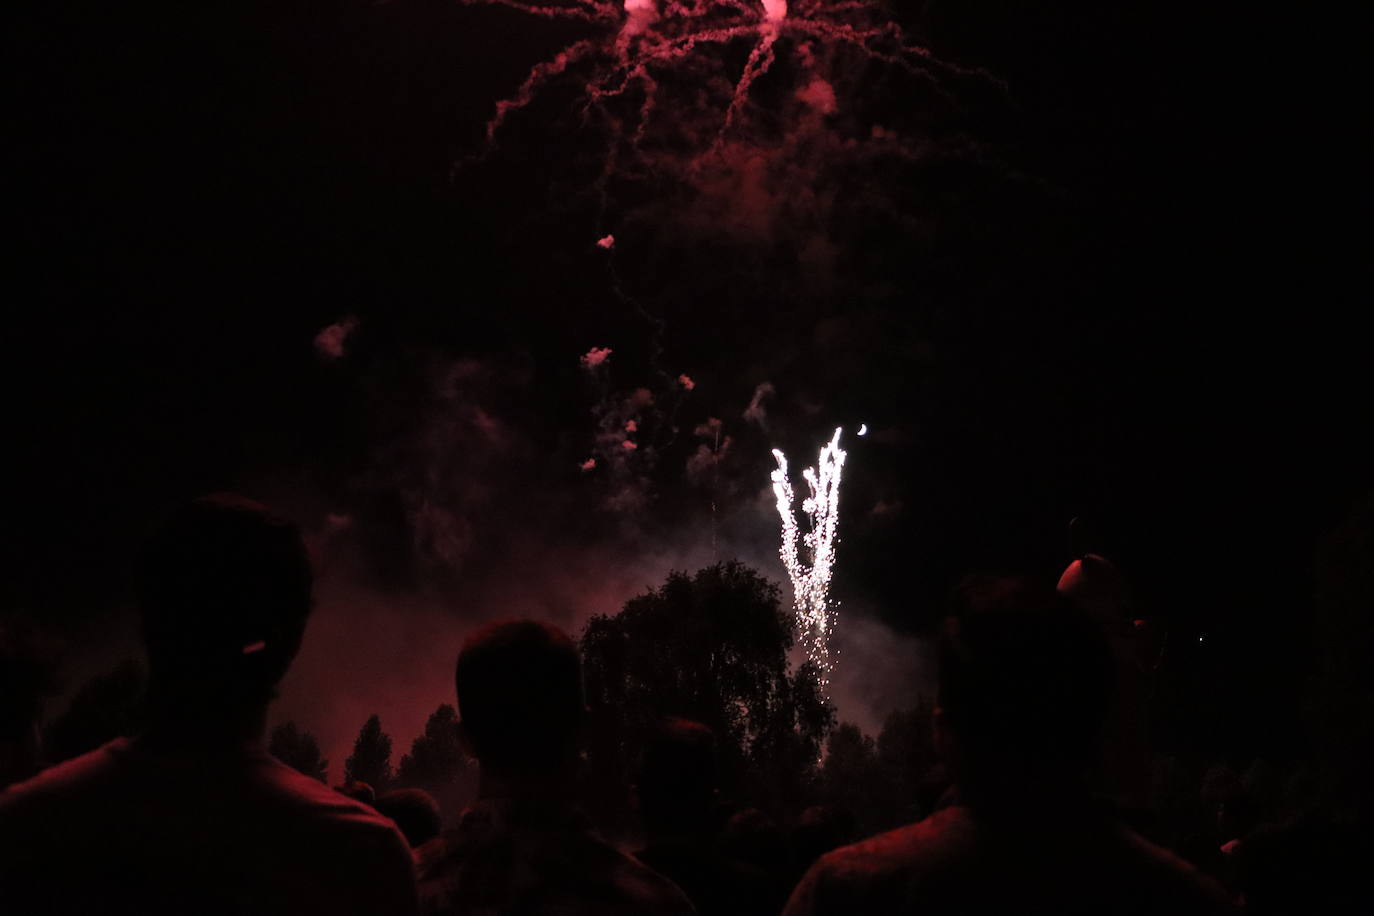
[[771, 426, 846, 694]]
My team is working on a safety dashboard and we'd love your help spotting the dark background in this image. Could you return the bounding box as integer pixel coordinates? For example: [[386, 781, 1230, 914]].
[[7, 0, 1369, 770]]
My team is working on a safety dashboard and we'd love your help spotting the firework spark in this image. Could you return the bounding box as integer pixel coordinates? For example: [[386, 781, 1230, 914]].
[[771, 426, 845, 693]]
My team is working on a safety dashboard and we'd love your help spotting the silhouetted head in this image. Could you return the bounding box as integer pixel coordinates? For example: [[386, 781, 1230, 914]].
[[455, 620, 583, 775], [140, 495, 312, 716], [937, 576, 1114, 800], [337, 781, 376, 805], [793, 805, 856, 871], [721, 808, 787, 873], [375, 788, 443, 848], [638, 718, 716, 835], [1057, 553, 1138, 639]]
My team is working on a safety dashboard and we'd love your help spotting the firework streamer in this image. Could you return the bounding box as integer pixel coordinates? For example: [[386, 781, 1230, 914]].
[[771, 426, 845, 694], [459, 0, 1000, 181]]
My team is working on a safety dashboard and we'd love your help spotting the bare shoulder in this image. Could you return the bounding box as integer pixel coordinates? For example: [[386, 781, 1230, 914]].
[[257, 755, 392, 826], [613, 845, 696, 913], [1115, 823, 1238, 913], [0, 740, 127, 818], [782, 808, 973, 916], [816, 806, 972, 882]]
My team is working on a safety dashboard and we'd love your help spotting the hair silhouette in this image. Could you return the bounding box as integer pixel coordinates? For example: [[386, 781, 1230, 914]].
[[140, 494, 312, 718], [455, 620, 583, 771], [939, 576, 1115, 795]]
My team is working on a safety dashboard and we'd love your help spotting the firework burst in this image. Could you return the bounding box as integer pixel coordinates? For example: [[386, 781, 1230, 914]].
[[463, 0, 995, 200], [771, 426, 845, 694]]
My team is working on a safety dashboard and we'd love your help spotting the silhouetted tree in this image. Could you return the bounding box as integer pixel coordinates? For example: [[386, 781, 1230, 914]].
[[344, 714, 393, 792], [818, 722, 880, 831], [42, 660, 146, 765], [396, 704, 471, 813], [581, 562, 834, 828], [269, 721, 328, 782], [823, 723, 876, 783], [874, 700, 937, 827]]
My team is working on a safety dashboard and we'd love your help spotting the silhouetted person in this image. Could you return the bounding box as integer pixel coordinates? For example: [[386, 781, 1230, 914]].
[[415, 620, 693, 914], [0, 495, 418, 915], [338, 779, 378, 805], [635, 718, 776, 915], [1058, 551, 1154, 818], [0, 618, 56, 790], [377, 787, 443, 848], [783, 577, 1235, 915], [791, 806, 856, 877], [719, 808, 794, 912]]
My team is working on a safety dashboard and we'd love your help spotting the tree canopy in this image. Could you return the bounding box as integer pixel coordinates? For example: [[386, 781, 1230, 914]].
[[344, 713, 393, 792], [269, 720, 328, 782], [396, 704, 469, 791], [581, 561, 834, 824]]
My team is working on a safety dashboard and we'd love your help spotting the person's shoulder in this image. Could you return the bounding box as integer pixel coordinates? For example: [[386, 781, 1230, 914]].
[[782, 807, 974, 916], [821, 805, 972, 880], [604, 841, 696, 913], [414, 828, 454, 881], [416, 819, 693, 914], [254, 759, 417, 907], [257, 755, 398, 831], [1114, 822, 1237, 913], [255, 758, 376, 818], [0, 739, 129, 818]]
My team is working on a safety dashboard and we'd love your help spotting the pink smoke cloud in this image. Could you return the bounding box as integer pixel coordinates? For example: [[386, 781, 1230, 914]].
[[686, 435, 732, 484], [314, 316, 360, 360], [797, 78, 837, 115], [743, 382, 775, 428], [694, 417, 723, 438], [580, 347, 613, 370], [869, 498, 903, 518], [679, 374, 696, 391]]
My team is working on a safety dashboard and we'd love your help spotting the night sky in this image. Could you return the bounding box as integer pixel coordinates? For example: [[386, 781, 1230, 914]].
[[9, 0, 1369, 778]]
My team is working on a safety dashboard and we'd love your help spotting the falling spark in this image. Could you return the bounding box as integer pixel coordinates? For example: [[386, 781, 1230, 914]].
[[771, 426, 846, 694], [857, 423, 867, 436]]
